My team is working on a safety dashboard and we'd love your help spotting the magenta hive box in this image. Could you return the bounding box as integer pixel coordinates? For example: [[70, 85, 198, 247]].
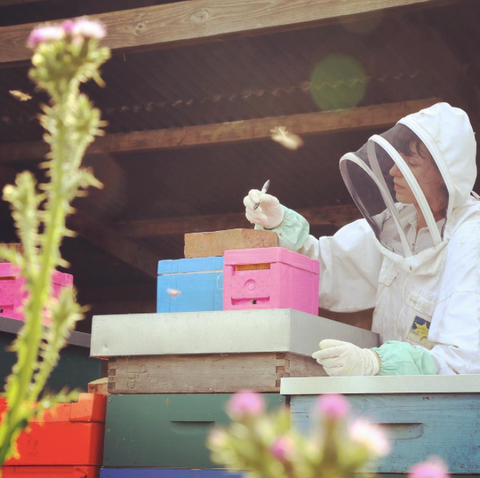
[[0, 263, 73, 324], [223, 247, 320, 314]]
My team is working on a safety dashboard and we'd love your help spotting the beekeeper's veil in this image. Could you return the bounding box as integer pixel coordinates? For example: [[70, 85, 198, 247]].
[[339, 103, 476, 258]]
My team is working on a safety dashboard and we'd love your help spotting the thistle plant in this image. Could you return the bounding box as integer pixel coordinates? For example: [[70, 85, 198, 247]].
[[208, 391, 451, 478], [0, 18, 110, 468], [208, 391, 390, 478]]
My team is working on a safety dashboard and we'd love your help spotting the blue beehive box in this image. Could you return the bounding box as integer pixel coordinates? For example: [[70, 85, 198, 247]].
[[100, 470, 244, 478], [157, 257, 224, 312]]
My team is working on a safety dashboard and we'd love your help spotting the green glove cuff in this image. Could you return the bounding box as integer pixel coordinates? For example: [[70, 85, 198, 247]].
[[254, 205, 310, 252], [372, 341, 437, 376]]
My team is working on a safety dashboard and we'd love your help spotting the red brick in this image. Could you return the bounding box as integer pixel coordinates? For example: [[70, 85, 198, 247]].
[[184, 228, 278, 258]]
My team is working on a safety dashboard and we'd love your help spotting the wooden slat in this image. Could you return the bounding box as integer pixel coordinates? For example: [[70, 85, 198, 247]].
[[112, 204, 362, 238], [0, 0, 45, 5], [107, 353, 326, 394], [0, 0, 458, 65], [0, 99, 442, 162]]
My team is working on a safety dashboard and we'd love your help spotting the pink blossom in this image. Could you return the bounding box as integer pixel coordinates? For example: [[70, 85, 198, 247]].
[[349, 419, 391, 457], [316, 394, 350, 420], [226, 391, 265, 419], [409, 457, 450, 478], [208, 428, 228, 448], [270, 436, 296, 462], [72, 18, 106, 39], [61, 20, 75, 34], [27, 25, 65, 48]]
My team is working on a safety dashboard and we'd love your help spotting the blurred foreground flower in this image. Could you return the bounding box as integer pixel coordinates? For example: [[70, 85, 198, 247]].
[[349, 419, 391, 457], [409, 457, 450, 478], [316, 393, 349, 420], [226, 390, 265, 420], [207, 392, 390, 478], [27, 17, 106, 48]]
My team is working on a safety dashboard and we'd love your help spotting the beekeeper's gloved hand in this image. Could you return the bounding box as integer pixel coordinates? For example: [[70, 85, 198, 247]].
[[312, 339, 381, 376], [244, 189, 284, 230]]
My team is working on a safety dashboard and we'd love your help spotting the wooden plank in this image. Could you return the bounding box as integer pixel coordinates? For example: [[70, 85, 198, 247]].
[[0, 0, 458, 65], [0, 0, 46, 5], [0, 99, 442, 162], [107, 353, 326, 394], [87, 377, 108, 395]]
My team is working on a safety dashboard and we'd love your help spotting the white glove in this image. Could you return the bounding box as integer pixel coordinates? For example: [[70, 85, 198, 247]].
[[243, 189, 284, 230], [312, 339, 380, 376]]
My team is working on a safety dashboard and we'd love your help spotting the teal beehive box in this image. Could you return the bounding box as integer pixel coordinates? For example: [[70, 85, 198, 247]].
[[103, 394, 285, 468], [157, 257, 223, 312]]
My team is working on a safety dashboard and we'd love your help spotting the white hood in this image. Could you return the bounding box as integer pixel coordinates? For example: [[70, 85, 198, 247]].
[[399, 102, 477, 211], [339, 102, 479, 273]]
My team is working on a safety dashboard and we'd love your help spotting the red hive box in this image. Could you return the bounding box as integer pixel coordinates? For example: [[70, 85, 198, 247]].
[[0, 394, 106, 468]]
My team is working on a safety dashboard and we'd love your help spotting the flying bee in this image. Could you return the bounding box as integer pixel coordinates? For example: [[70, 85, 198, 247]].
[[270, 126, 304, 150], [9, 90, 32, 102]]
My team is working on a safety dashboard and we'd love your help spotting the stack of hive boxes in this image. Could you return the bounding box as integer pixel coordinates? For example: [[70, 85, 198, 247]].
[[1, 394, 107, 477], [95, 229, 379, 477]]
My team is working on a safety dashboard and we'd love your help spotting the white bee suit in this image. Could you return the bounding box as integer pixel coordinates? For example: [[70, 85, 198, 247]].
[[259, 103, 480, 375]]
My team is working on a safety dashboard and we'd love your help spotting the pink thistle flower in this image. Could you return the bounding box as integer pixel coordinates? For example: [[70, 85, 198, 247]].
[[349, 419, 391, 457], [316, 394, 350, 420], [409, 457, 450, 478], [27, 25, 65, 48], [61, 20, 75, 35], [270, 436, 296, 462], [208, 428, 229, 448], [72, 18, 106, 39], [226, 391, 265, 420]]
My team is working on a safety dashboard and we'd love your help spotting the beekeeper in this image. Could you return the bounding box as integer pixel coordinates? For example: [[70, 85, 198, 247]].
[[244, 102, 480, 376]]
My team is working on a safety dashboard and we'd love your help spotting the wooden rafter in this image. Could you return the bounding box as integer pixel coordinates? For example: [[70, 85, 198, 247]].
[[0, 0, 459, 65], [0, 0, 45, 5], [112, 204, 362, 238], [0, 99, 441, 162]]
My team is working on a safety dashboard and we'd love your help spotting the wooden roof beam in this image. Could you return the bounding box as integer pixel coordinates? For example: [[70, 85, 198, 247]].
[[0, 0, 461, 65], [0, 0, 46, 5], [111, 204, 363, 238], [0, 98, 441, 162]]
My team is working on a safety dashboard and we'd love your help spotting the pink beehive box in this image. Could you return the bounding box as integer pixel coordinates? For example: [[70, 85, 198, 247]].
[[223, 247, 320, 314], [0, 263, 73, 325]]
